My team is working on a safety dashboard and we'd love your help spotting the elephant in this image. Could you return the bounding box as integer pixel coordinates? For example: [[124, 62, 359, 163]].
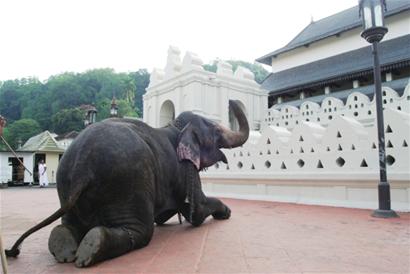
[[5, 100, 249, 267]]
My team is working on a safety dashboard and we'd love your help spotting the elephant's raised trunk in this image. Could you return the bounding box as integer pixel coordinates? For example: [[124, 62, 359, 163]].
[[219, 100, 249, 148]]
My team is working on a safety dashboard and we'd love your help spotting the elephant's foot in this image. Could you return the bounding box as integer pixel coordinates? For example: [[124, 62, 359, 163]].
[[212, 205, 231, 220], [48, 225, 79, 263], [75, 227, 107, 267]]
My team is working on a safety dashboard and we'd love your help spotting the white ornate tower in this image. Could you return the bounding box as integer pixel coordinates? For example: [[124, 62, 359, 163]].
[[143, 46, 268, 130]]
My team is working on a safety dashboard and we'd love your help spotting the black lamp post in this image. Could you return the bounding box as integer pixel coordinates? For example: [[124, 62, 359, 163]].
[[358, 0, 398, 218]]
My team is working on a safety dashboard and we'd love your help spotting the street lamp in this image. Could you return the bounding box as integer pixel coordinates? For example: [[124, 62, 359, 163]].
[[358, 0, 398, 218], [110, 95, 118, 117], [82, 105, 97, 127]]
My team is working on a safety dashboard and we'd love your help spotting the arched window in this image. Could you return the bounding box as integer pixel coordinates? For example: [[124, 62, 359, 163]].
[[159, 100, 175, 127]]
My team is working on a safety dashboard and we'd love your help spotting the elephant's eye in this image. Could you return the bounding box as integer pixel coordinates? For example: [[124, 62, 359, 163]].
[[193, 130, 202, 145], [215, 129, 223, 140]]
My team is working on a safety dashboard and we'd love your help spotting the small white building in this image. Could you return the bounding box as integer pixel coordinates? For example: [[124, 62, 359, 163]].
[[55, 131, 79, 150], [0, 131, 65, 185], [143, 46, 268, 131], [0, 151, 34, 185]]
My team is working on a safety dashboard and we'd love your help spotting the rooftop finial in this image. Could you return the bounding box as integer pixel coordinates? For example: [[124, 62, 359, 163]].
[[110, 93, 118, 118]]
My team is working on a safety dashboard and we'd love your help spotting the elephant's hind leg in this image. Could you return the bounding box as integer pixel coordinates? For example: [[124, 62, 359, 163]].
[[48, 212, 87, 263], [48, 225, 81, 263], [75, 223, 153, 267], [75, 204, 154, 267]]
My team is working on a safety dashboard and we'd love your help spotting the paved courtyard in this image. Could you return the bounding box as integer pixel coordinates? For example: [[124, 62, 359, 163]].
[[1, 187, 409, 274]]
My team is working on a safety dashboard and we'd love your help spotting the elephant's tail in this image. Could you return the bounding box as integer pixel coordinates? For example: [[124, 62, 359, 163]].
[[5, 182, 85, 258], [5, 207, 67, 257]]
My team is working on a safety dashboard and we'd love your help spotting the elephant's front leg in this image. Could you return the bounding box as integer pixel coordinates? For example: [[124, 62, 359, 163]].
[[208, 197, 231, 220], [183, 197, 231, 226], [180, 163, 231, 226]]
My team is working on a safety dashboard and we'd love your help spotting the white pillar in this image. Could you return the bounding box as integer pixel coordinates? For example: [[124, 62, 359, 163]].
[[325, 86, 331, 95], [353, 80, 360, 88], [386, 72, 393, 82]]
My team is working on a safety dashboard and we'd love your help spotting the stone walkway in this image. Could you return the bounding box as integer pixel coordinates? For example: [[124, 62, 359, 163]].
[[1, 187, 409, 274]]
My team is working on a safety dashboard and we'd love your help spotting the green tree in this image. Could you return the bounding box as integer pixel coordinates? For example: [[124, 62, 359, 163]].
[[95, 98, 111, 121], [95, 98, 138, 121], [0, 68, 150, 132], [52, 108, 84, 134], [0, 80, 25, 122], [117, 99, 138, 118], [0, 127, 9, 150], [21, 91, 53, 130], [3, 119, 42, 149], [47, 72, 89, 114], [203, 62, 217, 73], [130, 69, 150, 116], [19, 79, 52, 130]]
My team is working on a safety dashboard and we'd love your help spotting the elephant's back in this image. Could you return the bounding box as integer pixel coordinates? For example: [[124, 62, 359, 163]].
[[57, 120, 159, 207]]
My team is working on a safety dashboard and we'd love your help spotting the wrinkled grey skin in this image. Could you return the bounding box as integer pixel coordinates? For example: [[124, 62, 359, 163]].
[[5, 100, 249, 267]]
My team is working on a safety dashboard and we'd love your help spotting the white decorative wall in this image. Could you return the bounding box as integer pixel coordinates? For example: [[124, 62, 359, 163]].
[[202, 82, 410, 212], [143, 46, 268, 130], [207, 108, 409, 176]]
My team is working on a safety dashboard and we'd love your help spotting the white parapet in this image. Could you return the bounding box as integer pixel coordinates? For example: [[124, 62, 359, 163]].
[[164, 46, 182, 79], [264, 80, 410, 129], [148, 68, 165, 88], [234, 66, 255, 82], [203, 102, 410, 212], [216, 61, 233, 77], [182, 51, 204, 72]]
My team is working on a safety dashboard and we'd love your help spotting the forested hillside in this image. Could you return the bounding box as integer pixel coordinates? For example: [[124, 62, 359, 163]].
[[0, 68, 149, 149]]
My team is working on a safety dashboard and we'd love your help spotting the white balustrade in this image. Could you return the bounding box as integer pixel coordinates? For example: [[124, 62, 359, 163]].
[[263, 81, 410, 129]]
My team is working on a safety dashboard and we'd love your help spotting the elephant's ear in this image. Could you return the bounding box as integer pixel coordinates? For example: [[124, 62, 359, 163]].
[[177, 123, 201, 170]]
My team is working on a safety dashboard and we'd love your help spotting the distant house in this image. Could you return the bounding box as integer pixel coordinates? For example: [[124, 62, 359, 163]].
[[55, 131, 79, 150], [0, 131, 64, 185], [0, 150, 33, 185]]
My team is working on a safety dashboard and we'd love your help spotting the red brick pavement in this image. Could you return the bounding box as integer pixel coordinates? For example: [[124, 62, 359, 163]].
[[1, 187, 409, 274]]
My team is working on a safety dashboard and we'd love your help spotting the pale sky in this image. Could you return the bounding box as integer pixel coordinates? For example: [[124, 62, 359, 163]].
[[0, 0, 358, 82]]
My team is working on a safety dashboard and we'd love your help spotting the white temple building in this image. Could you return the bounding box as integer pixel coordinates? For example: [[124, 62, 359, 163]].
[[144, 45, 409, 212], [257, 0, 410, 130], [143, 1, 409, 212]]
